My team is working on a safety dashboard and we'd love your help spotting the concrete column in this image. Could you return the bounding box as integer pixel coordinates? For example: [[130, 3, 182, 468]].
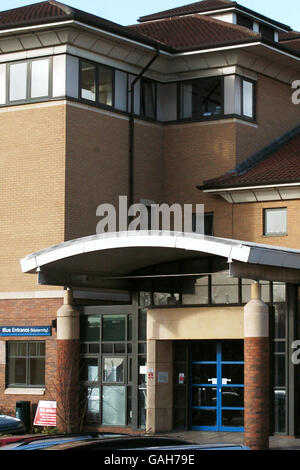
[[244, 282, 269, 450], [56, 288, 80, 433], [146, 340, 173, 433]]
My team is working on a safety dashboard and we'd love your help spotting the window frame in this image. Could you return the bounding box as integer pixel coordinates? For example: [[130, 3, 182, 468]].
[[140, 77, 157, 120], [241, 77, 256, 120], [177, 76, 224, 122], [263, 207, 288, 237], [6, 341, 46, 388], [7, 57, 52, 105], [79, 59, 115, 109]]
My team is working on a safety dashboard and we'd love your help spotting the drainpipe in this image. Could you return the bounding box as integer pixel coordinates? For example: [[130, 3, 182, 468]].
[[128, 48, 160, 209]]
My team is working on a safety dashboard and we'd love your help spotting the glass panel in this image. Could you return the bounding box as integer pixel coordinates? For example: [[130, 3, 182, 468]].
[[273, 355, 285, 387], [191, 341, 216, 362], [9, 62, 27, 101], [139, 309, 147, 340], [139, 292, 152, 307], [88, 343, 100, 354], [8, 358, 26, 385], [39, 342, 46, 356], [273, 283, 286, 302], [180, 77, 222, 119], [222, 341, 244, 362], [127, 386, 132, 425], [114, 343, 125, 353], [221, 387, 244, 407], [174, 387, 187, 407], [221, 364, 244, 385], [274, 389, 286, 433], [29, 342, 37, 356], [99, 65, 113, 106], [192, 386, 217, 407], [192, 364, 217, 384], [242, 80, 253, 118], [174, 342, 188, 362], [242, 280, 270, 303], [222, 409, 244, 428], [273, 342, 286, 353], [29, 357, 45, 386], [81, 61, 96, 101], [86, 387, 100, 423], [273, 304, 286, 338], [192, 409, 216, 427], [182, 277, 209, 305], [80, 316, 100, 342], [8, 342, 18, 355], [264, 208, 287, 235], [103, 357, 124, 383], [138, 343, 146, 354], [128, 315, 132, 341], [102, 386, 126, 426], [31, 59, 49, 98], [138, 355, 147, 386], [138, 388, 147, 429], [141, 79, 155, 119], [102, 344, 113, 353], [153, 292, 180, 306], [211, 271, 239, 304], [102, 315, 126, 341], [81, 358, 98, 382]]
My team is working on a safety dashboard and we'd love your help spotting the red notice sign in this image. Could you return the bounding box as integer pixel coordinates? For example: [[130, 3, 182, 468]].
[[34, 401, 56, 427]]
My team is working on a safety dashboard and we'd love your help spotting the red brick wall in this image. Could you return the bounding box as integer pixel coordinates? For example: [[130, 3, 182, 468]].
[[0, 298, 61, 420]]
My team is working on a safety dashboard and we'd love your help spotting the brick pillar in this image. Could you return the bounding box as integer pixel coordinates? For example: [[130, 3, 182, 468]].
[[56, 288, 80, 433], [244, 282, 269, 450]]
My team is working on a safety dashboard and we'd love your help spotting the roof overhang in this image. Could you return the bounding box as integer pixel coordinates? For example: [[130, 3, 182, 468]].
[[203, 182, 300, 203], [20, 231, 300, 290]]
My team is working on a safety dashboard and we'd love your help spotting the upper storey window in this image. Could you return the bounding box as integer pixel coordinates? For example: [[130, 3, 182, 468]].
[[236, 14, 254, 30], [179, 77, 222, 120], [140, 78, 156, 119], [9, 58, 50, 103], [80, 60, 114, 107]]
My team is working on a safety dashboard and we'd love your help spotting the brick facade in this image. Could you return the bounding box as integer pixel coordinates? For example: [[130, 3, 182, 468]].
[[0, 298, 61, 418]]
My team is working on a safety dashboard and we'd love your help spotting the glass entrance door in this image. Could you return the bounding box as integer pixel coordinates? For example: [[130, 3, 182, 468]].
[[190, 340, 244, 432]]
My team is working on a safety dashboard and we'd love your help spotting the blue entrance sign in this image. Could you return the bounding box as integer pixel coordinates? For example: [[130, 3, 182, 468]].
[[0, 326, 51, 336]]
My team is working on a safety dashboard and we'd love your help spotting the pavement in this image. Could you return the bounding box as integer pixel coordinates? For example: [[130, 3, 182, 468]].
[[162, 430, 300, 450]]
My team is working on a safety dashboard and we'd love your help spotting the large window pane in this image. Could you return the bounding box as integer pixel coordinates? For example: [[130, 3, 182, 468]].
[[264, 208, 287, 236], [182, 276, 209, 305], [242, 79, 253, 118], [99, 65, 113, 106], [180, 77, 222, 119], [211, 271, 239, 304], [7, 341, 45, 387], [102, 315, 126, 341], [29, 357, 45, 386], [9, 62, 27, 101], [8, 358, 26, 386], [102, 386, 126, 425], [80, 316, 100, 342], [103, 357, 124, 383], [81, 61, 96, 101], [31, 59, 49, 98], [81, 358, 99, 382], [140, 79, 156, 119]]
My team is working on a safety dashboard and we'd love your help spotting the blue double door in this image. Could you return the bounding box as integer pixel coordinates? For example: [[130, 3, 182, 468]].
[[190, 341, 244, 432]]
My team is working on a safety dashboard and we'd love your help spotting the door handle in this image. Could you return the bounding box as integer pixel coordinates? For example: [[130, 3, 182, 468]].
[[208, 378, 217, 384]]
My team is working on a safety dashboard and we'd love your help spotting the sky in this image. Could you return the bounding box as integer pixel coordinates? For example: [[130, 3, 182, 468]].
[[0, 0, 299, 30]]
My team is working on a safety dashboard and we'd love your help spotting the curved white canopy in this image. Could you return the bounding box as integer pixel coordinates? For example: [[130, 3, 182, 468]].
[[20, 231, 300, 289]]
